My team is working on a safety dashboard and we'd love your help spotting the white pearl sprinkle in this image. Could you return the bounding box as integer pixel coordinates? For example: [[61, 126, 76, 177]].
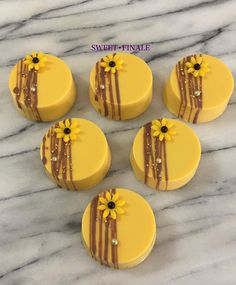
[[111, 238, 118, 246], [156, 158, 162, 163], [31, 86, 36, 92], [194, 90, 201, 97], [100, 84, 105, 90], [51, 156, 57, 162]]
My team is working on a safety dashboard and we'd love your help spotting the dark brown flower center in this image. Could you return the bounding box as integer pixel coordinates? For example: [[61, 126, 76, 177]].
[[32, 57, 39, 63], [107, 201, 115, 209], [109, 61, 116, 67], [64, 128, 71, 134], [161, 126, 168, 133], [194, 63, 201, 70]]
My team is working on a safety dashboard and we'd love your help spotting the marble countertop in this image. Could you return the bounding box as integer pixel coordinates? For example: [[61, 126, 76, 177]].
[[0, 0, 236, 284]]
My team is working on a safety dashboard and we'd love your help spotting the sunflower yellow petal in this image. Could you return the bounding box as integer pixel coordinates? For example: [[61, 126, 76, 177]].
[[153, 130, 161, 137], [59, 121, 65, 129], [161, 118, 167, 126], [196, 57, 203, 64], [100, 62, 107, 67], [115, 65, 123, 70], [185, 62, 192, 68], [116, 199, 125, 206], [70, 122, 78, 130], [32, 51, 37, 58], [28, 63, 34, 70], [63, 135, 70, 142], [113, 54, 120, 61], [103, 209, 109, 220], [38, 62, 45, 68], [111, 193, 119, 202], [151, 125, 159, 131], [37, 52, 43, 59], [24, 59, 32, 65], [55, 128, 63, 133], [199, 70, 205, 77], [70, 133, 77, 140], [56, 133, 64, 139], [159, 133, 164, 141], [25, 54, 32, 60], [99, 197, 107, 204], [34, 64, 39, 70], [111, 67, 116, 73], [110, 210, 116, 220], [107, 54, 113, 61], [106, 191, 111, 201], [104, 67, 110, 72], [115, 207, 125, 214], [166, 122, 173, 128], [165, 133, 171, 141], [153, 120, 161, 127], [97, 205, 106, 210], [193, 70, 199, 77], [72, 128, 80, 134], [191, 57, 196, 64], [187, 67, 194, 73], [65, 119, 70, 127], [116, 59, 123, 65], [102, 56, 109, 63]]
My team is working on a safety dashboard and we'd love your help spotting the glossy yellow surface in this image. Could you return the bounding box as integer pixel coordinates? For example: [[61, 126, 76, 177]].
[[9, 54, 76, 121], [164, 54, 234, 123], [130, 119, 201, 190], [82, 188, 156, 269], [89, 53, 153, 120], [40, 118, 111, 190]]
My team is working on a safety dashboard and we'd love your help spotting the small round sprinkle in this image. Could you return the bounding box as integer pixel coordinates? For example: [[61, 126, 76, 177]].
[[111, 238, 118, 246], [51, 156, 57, 162], [31, 86, 36, 92], [156, 158, 162, 163], [194, 90, 201, 97], [100, 84, 105, 89]]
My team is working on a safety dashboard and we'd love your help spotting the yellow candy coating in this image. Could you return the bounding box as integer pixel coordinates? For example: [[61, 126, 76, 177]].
[[164, 54, 234, 123], [89, 53, 153, 120], [40, 118, 111, 190], [82, 188, 156, 269], [130, 119, 201, 190], [9, 54, 76, 121]]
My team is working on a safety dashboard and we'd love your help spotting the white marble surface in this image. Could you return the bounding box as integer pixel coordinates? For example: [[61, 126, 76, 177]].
[[0, 0, 236, 284]]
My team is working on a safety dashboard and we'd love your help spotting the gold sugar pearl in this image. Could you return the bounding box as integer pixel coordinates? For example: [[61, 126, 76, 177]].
[[111, 238, 118, 246]]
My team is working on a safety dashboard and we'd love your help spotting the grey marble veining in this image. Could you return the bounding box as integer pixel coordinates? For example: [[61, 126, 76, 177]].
[[0, 0, 236, 284]]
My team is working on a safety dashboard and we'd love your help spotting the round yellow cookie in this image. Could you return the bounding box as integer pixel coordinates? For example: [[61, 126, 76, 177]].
[[9, 52, 76, 121], [130, 118, 201, 190], [82, 188, 156, 269], [89, 52, 153, 120], [40, 118, 111, 190], [164, 54, 234, 123]]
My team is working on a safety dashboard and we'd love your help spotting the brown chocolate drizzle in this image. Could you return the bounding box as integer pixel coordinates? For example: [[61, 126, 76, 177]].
[[143, 121, 169, 190], [13, 60, 41, 121], [176, 54, 203, 123], [94, 54, 122, 120], [89, 189, 119, 268], [42, 120, 76, 189]]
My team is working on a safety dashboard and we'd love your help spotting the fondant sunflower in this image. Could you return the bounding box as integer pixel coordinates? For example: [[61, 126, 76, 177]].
[[100, 54, 123, 73], [151, 118, 176, 141], [185, 56, 209, 77], [24, 51, 47, 71], [55, 119, 80, 143], [97, 191, 125, 220]]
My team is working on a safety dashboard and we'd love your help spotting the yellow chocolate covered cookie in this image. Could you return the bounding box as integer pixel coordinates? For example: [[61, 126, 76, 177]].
[[130, 118, 201, 190], [40, 118, 111, 190], [89, 53, 153, 120], [9, 52, 76, 121], [164, 54, 234, 123], [82, 188, 156, 269]]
